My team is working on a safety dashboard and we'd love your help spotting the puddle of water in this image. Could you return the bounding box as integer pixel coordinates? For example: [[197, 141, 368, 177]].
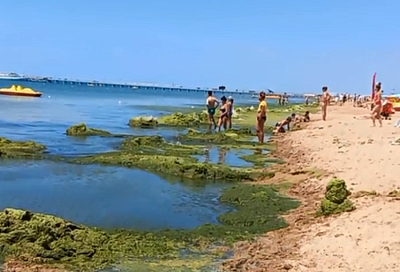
[[193, 148, 253, 167], [0, 160, 230, 231]]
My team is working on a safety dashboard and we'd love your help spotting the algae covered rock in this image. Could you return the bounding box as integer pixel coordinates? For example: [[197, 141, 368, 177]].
[[158, 112, 206, 126], [0, 137, 46, 158], [0, 208, 110, 268], [128, 116, 158, 128], [121, 135, 165, 149], [318, 178, 355, 216], [66, 123, 112, 137]]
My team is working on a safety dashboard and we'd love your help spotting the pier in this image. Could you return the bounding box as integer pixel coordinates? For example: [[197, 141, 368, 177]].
[[1, 73, 306, 98], [21, 76, 254, 96]]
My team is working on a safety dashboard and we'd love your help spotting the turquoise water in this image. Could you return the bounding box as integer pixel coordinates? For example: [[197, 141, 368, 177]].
[[0, 80, 295, 230]]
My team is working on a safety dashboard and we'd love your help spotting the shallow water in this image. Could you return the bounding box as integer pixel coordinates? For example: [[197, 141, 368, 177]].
[[193, 148, 253, 167], [0, 80, 279, 231], [0, 160, 230, 230]]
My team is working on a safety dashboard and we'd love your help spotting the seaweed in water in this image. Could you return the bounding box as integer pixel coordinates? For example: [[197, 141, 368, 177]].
[[317, 178, 355, 216], [128, 116, 159, 128], [0, 137, 46, 158], [66, 123, 112, 137], [0, 184, 300, 271]]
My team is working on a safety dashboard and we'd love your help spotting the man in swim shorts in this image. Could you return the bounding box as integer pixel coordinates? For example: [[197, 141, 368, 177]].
[[206, 91, 219, 130]]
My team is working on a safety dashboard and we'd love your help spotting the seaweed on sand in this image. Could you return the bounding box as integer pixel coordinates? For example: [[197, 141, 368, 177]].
[[0, 137, 46, 158], [66, 123, 112, 137], [0, 183, 299, 271], [317, 178, 355, 216]]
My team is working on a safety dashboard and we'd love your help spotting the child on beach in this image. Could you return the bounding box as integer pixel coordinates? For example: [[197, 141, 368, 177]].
[[256, 91, 267, 143], [206, 91, 220, 130], [273, 113, 296, 134]]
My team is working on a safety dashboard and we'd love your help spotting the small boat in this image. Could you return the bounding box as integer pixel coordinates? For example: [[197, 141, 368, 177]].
[[0, 85, 42, 97], [385, 94, 400, 111]]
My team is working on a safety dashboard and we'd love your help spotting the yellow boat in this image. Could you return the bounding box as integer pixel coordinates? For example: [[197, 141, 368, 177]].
[[385, 94, 400, 111], [0, 85, 43, 98]]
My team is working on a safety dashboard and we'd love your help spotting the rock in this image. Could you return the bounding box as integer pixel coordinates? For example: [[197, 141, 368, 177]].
[[128, 116, 158, 128], [66, 123, 112, 136]]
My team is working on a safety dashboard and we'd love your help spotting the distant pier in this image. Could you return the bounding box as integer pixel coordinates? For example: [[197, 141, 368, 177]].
[[21, 77, 253, 96], [1, 74, 305, 98]]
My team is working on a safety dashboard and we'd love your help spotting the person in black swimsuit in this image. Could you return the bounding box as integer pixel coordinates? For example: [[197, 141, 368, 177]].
[[217, 96, 228, 132]]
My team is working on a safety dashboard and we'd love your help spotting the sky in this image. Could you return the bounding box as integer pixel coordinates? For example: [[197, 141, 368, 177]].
[[0, 0, 399, 94]]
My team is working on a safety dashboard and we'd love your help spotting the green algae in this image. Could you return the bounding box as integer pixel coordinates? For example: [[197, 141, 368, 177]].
[[70, 152, 257, 182], [0, 137, 46, 158], [240, 153, 284, 168], [0, 183, 299, 271], [158, 112, 207, 127], [120, 135, 205, 156], [317, 178, 356, 216], [66, 123, 112, 137], [128, 116, 159, 128]]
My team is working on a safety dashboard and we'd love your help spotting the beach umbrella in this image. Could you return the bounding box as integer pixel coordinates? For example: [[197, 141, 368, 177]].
[[372, 73, 376, 99]]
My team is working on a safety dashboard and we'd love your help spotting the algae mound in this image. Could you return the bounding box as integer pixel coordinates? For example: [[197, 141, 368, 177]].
[[129, 116, 158, 128], [158, 112, 207, 126], [318, 178, 355, 216], [71, 152, 256, 182], [66, 123, 112, 137], [121, 135, 166, 148], [0, 137, 46, 158]]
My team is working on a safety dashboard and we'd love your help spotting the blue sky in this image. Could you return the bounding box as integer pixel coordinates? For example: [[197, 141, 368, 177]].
[[0, 0, 399, 93]]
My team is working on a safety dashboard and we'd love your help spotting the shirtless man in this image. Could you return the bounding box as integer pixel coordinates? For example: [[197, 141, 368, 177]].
[[321, 86, 331, 121], [206, 91, 219, 130]]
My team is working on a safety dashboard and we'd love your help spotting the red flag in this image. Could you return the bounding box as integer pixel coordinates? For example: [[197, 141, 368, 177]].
[[372, 73, 376, 99]]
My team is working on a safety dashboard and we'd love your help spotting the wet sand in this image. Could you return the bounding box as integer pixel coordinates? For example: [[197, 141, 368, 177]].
[[223, 104, 400, 272]]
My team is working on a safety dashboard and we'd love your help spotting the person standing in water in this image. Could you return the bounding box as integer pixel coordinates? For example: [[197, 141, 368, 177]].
[[206, 91, 219, 130], [371, 82, 383, 127], [226, 96, 234, 129], [217, 96, 229, 132], [256, 91, 267, 143], [321, 86, 331, 121]]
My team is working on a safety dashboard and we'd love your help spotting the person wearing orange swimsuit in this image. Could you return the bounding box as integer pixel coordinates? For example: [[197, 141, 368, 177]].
[[371, 83, 383, 127], [321, 86, 331, 121]]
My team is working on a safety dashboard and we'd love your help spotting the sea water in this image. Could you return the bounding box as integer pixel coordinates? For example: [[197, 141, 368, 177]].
[[0, 80, 299, 230]]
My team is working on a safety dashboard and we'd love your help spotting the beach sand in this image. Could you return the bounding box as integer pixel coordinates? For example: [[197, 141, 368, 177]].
[[223, 104, 400, 272]]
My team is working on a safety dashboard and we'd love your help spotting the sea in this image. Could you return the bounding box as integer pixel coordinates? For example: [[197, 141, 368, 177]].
[[0, 80, 302, 231]]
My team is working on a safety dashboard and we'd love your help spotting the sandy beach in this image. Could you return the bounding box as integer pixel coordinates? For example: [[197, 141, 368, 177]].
[[223, 104, 400, 272]]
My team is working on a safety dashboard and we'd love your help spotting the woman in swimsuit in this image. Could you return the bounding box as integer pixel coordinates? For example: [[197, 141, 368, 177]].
[[217, 96, 228, 132], [256, 91, 267, 143], [371, 83, 383, 127], [321, 86, 331, 121]]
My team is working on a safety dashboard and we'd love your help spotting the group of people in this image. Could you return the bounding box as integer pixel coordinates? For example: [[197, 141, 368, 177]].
[[319, 83, 384, 127], [206, 90, 311, 144], [206, 91, 234, 132]]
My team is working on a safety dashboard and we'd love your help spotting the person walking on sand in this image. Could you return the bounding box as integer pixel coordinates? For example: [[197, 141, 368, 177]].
[[371, 82, 383, 127], [321, 86, 331, 121], [256, 91, 267, 143], [206, 91, 219, 130]]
